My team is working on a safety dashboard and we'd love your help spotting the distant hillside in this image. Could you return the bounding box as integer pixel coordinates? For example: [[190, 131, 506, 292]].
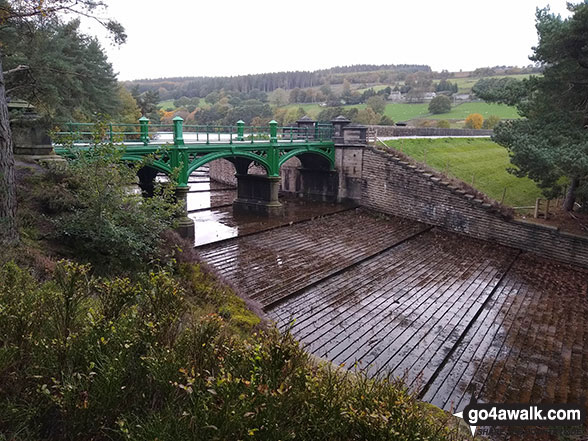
[[124, 64, 431, 100]]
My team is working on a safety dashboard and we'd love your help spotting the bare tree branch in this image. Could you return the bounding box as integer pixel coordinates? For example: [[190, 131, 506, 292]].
[[2, 65, 29, 76]]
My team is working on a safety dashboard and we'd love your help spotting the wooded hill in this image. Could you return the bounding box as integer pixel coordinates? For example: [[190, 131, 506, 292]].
[[124, 64, 432, 100]]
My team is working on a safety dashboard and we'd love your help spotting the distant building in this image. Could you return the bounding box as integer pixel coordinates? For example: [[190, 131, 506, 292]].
[[387, 90, 404, 102], [453, 94, 471, 101], [423, 92, 437, 101]]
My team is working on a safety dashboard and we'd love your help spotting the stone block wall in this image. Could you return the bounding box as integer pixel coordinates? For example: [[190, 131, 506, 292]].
[[208, 159, 238, 186], [361, 146, 588, 269], [208, 157, 302, 190]]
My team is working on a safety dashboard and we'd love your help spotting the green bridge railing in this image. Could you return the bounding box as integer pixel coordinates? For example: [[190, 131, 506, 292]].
[[55, 118, 334, 146], [53, 117, 336, 188]]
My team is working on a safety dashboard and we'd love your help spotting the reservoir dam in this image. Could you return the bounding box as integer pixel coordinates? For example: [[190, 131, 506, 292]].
[[184, 147, 588, 413]]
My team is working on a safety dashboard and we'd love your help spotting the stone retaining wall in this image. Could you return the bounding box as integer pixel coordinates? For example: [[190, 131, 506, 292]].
[[361, 146, 588, 269]]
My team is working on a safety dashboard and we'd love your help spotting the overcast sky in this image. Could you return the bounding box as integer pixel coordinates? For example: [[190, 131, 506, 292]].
[[86, 0, 574, 81]]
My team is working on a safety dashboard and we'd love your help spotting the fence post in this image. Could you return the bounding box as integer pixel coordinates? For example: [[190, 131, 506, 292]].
[[544, 199, 550, 220], [534, 198, 540, 218], [236, 120, 244, 141], [500, 187, 507, 204], [139, 116, 149, 145]]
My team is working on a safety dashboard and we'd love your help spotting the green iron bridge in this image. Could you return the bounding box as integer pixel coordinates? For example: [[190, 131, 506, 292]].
[[54, 117, 336, 188], [54, 116, 338, 237]]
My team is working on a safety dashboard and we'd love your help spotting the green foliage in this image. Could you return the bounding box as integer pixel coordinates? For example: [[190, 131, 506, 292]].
[[384, 137, 543, 207], [0, 259, 450, 441], [464, 113, 484, 129], [471, 77, 528, 106], [2, 18, 121, 123], [131, 87, 161, 122], [379, 115, 395, 126], [366, 95, 386, 114], [316, 106, 359, 123], [435, 79, 458, 94], [475, 4, 588, 207], [437, 120, 451, 129], [355, 107, 381, 125], [482, 114, 501, 129], [428, 95, 451, 114], [51, 123, 182, 272], [116, 86, 142, 123]]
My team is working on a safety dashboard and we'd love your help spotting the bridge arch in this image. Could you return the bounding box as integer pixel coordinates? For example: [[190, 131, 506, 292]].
[[278, 148, 334, 171], [187, 151, 271, 176], [121, 154, 173, 175]]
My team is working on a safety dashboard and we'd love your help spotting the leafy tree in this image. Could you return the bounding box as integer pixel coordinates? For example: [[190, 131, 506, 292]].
[[435, 79, 458, 93], [379, 115, 395, 125], [269, 88, 288, 107], [224, 99, 272, 125], [0, 0, 125, 245], [476, 4, 588, 210], [131, 86, 160, 121], [482, 115, 501, 129], [464, 113, 484, 129], [316, 106, 358, 123], [366, 95, 386, 114], [117, 86, 141, 123], [428, 95, 451, 114], [361, 88, 377, 102], [3, 19, 121, 122], [377, 86, 392, 97], [355, 107, 380, 125], [205, 90, 222, 105], [471, 77, 527, 105]]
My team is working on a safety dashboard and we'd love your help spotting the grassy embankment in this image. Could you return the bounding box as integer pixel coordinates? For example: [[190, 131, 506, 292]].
[[383, 137, 543, 208]]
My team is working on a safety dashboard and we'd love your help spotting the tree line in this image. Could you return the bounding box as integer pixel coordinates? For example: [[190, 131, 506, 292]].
[[124, 64, 431, 101]]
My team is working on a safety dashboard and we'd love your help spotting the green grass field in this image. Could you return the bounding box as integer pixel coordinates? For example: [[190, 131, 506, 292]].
[[158, 98, 206, 111], [383, 138, 542, 207], [280, 101, 518, 123], [452, 73, 533, 94], [158, 99, 175, 110], [427, 102, 520, 120]]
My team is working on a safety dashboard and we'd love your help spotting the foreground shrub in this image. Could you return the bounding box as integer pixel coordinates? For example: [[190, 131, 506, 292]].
[[0, 260, 451, 441], [51, 126, 182, 272]]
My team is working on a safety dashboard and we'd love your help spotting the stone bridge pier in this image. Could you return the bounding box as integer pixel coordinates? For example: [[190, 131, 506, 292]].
[[279, 116, 367, 204], [231, 157, 283, 216], [208, 116, 368, 212]]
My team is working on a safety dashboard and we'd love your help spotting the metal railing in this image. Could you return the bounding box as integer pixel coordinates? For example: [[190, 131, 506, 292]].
[[54, 118, 334, 147]]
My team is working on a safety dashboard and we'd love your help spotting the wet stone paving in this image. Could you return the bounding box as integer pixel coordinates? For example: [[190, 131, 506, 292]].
[[190, 168, 588, 412]]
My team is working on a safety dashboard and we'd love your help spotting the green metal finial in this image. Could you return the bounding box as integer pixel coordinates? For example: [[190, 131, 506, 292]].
[[237, 120, 245, 141], [269, 120, 278, 143], [173, 116, 184, 145], [139, 116, 150, 145]]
